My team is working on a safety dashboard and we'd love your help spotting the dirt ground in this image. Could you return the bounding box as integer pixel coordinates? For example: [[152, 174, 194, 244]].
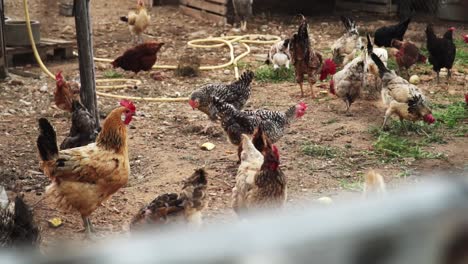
[[1, 0, 467, 248]]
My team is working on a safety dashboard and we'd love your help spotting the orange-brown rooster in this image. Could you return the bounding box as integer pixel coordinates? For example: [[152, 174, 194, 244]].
[[289, 15, 326, 98], [391, 39, 426, 78], [36, 100, 136, 237], [54, 71, 80, 113]]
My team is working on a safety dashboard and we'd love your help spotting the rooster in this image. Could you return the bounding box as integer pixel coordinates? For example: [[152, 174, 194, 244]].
[[0, 186, 40, 248], [391, 39, 427, 78], [120, 0, 150, 44], [60, 100, 100, 150], [54, 71, 80, 113], [374, 17, 411, 47], [112, 41, 164, 74], [232, 0, 253, 31], [36, 100, 136, 237], [130, 168, 208, 230], [212, 97, 306, 161], [329, 56, 365, 114], [189, 70, 253, 133], [426, 25, 457, 84], [362, 170, 386, 199], [266, 39, 291, 70], [289, 15, 325, 98], [371, 53, 435, 129], [232, 128, 286, 216], [331, 16, 363, 66]]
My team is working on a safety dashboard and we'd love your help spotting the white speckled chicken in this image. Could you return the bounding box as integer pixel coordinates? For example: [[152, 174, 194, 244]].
[[266, 39, 291, 69], [371, 53, 435, 129], [232, 128, 286, 217], [331, 16, 363, 66]]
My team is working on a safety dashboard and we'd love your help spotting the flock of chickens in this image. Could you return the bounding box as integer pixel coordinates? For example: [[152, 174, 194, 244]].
[[1, 0, 467, 249]]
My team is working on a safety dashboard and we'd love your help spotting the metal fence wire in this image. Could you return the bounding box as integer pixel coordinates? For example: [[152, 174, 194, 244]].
[[396, 0, 440, 17], [1, 177, 468, 264]]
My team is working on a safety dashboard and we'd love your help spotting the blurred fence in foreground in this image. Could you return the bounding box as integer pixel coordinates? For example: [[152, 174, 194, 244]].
[[2, 177, 468, 264]]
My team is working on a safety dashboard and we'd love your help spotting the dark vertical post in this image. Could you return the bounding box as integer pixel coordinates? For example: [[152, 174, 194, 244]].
[[74, 0, 99, 128], [0, 0, 7, 80]]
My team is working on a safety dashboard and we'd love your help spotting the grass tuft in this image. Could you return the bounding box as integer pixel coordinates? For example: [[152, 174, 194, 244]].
[[255, 65, 295, 83], [302, 143, 338, 159]]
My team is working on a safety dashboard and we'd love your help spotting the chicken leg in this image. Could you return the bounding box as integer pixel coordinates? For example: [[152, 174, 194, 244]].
[[298, 82, 304, 97], [82, 216, 96, 237], [308, 79, 316, 98], [436, 71, 440, 84]]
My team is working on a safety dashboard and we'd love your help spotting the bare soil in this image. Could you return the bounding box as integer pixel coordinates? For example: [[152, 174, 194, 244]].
[[1, 0, 467, 248]]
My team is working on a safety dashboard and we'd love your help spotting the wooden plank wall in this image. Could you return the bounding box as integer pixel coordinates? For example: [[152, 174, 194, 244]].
[[180, 0, 229, 24], [335, 0, 397, 14]]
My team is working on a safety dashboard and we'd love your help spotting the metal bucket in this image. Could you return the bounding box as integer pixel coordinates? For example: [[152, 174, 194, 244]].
[[5, 20, 41, 46], [438, 0, 468, 22]]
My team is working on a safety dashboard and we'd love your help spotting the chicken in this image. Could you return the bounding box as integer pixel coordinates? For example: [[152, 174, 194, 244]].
[[374, 17, 411, 47], [130, 168, 208, 230], [465, 94, 468, 105], [36, 99, 136, 237], [426, 25, 457, 84], [112, 41, 165, 74], [266, 39, 291, 69], [60, 99, 100, 150], [331, 16, 363, 66], [232, 128, 286, 216], [371, 53, 435, 129], [463, 34, 468, 44], [189, 70, 253, 132], [0, 186, 40, 248], [54, 71, 80, 113], [232, 0, 252, 31], [329, 56, 365, 114], [362, 170, 386, 198], [212, 97, 307, 161], [365, 34, 388, 77], [120, 0, 150, 43], [289, 15, 324, 98], [391, 39, 426, 78]]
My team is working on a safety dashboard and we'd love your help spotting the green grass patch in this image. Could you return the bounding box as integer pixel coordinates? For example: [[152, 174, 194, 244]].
[[301, 143, 338, 159], [339, 179, 363, 192], [103, 70, 123, 79], [387, 57, 398, 71], [372, 132, 444, 161], [255, 65, 295, 83], [433, 102, 467, 129]]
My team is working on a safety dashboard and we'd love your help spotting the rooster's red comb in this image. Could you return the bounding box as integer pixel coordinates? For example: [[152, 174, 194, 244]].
[[55, 71, 63, 81], [120, 99, 136, 112], [324, 59, 337, 75], [298, 102, 308, 111]]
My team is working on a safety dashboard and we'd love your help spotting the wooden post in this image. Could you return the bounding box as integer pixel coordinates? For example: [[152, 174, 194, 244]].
[[0, 0, 7, 80], [74, 0, 99, 128]]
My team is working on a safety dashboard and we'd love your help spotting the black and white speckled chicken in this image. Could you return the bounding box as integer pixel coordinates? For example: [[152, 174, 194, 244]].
[[60, 100, 100, 150], [212, 97, 307, 160], [130, 168, 208, 230], [232, 128, 287, 216], [189, 70, 254, 132], [0, 186, 40, 248]]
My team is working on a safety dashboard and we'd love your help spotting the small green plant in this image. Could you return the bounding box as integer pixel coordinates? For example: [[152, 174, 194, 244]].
[[255, 65, 295, 83], [387, 57, 398, 71], [372, 132, 444, 161], [103, 70, 123, 79], [339, 179, 363, 192], [433, 102, 467, 129], [302, 143, 338, 158]]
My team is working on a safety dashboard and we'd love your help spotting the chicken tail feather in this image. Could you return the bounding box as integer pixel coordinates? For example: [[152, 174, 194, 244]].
[[370, 53, 390, 78], [363, 169, 386, 198], [37, 118, 58, 161], [120, 16, 129, 23]]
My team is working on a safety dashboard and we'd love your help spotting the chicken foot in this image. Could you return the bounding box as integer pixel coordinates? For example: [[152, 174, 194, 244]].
[[81, 216, 96, 238], [240, 20, 247, 31], [298, 82, 305, 97], [308, 80, 316, 98]]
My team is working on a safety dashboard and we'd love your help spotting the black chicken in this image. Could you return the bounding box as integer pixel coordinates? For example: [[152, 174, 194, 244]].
[[0, 186, 40, 248], [425, 24, 457, 84], [189, 70, 254, 132], [374, 17, 411, 47], [60, 100, 100, 150]]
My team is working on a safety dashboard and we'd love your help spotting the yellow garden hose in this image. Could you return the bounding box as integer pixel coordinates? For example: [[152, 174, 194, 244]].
[[23, 0, 280, 102]]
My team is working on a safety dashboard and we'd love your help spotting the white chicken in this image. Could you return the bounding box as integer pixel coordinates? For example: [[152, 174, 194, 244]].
[[266, 39, 291, 69]]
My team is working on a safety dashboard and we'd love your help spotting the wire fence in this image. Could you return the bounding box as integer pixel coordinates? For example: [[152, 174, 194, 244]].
[[1, 176, 468, 264]]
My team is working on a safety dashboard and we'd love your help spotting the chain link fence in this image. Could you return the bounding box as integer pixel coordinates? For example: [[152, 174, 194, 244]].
[[1, 176, 468, 264]]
